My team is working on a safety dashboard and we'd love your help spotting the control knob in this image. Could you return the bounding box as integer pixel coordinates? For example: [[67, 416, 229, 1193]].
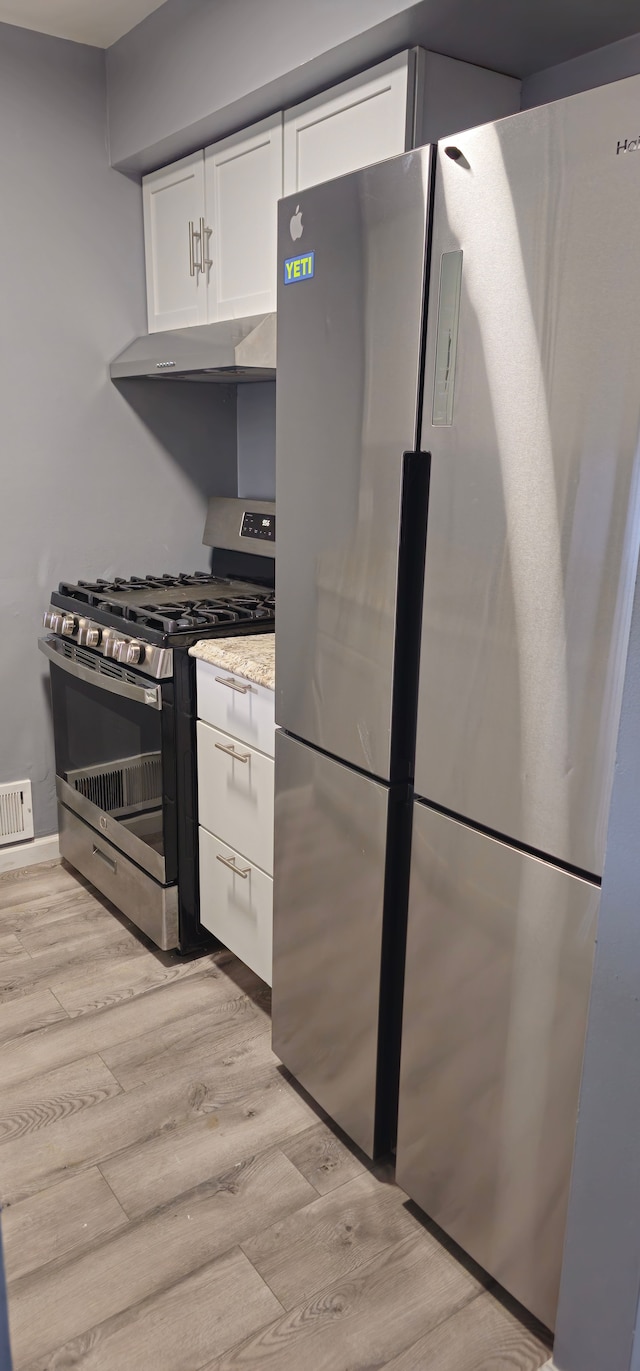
[[102, 632, 120, 659], [43, 610, 76, 636], [125, 641, 144, 666], [112, 639, 144, 666], [77, 621, 102, 649]]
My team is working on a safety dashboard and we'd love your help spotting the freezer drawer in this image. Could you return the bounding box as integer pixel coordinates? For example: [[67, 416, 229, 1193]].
[[272, 730, 406, 1158], [396, 801, 599, 1329]]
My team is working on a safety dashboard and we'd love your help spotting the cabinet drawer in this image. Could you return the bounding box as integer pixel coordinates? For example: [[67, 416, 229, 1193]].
[[197, 720, 274, 875], [200, 827, 272, 985], [196, 659, 275, 757]]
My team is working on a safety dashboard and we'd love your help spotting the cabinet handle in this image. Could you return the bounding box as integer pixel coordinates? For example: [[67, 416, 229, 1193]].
[[200, 216, 213, 270], [215, 741, 250, 763], [216, 853, 250, 878], [188, 220, 195, 277], [192, 220, 203, 274], [215, 675, 254, 695]]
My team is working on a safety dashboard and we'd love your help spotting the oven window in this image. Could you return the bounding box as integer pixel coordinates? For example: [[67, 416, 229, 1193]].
[[50, 665, 174, 880]]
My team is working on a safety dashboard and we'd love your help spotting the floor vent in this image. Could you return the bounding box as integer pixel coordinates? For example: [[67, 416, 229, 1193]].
[[0, 781, 34, 846]]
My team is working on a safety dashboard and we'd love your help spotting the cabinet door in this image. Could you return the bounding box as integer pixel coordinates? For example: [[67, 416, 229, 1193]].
[[283, 54, 410, 195], [205, 114, 283, 320], [142, 150, 208, 333]]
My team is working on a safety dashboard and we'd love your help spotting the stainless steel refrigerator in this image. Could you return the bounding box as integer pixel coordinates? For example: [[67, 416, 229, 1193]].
[[397, 77, 640, 1329], [272, 148, 433, 1157]]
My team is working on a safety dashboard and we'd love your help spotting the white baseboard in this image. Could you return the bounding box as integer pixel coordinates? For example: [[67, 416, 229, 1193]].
[[0, 833, 60, 874]]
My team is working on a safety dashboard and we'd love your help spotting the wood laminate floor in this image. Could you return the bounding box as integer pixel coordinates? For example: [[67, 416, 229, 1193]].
[[0, 860, 553, 1371]]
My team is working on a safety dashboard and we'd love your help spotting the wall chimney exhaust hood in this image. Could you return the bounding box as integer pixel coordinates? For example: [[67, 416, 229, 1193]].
[[110, 313, 276, 382]]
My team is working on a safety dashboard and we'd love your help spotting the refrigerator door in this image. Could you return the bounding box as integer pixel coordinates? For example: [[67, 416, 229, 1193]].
[[276, 148, 432, 781], [272, 729, 393, 1157], [416, 79, 640, 875], [397, 801, 599, 1329]]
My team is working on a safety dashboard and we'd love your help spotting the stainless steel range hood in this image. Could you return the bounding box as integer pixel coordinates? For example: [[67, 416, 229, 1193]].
[[110, 313, 276, 382]]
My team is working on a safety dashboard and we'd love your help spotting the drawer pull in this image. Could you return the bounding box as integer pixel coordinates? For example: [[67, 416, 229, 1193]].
[[216, 853, 250, 878], [215, 675, 255, 695], [215, 742, 250, 763], [92, 844, 117, 874]]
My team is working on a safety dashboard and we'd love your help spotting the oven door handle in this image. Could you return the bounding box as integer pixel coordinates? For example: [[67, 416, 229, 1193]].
[[38, 636, 163, 711]]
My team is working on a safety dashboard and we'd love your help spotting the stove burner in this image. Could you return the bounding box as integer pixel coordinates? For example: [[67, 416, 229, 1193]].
[[127, 594, 275, 635]]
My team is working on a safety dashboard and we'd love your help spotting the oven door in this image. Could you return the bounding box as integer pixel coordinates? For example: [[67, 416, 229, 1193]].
[[41, 636, 177, 885]]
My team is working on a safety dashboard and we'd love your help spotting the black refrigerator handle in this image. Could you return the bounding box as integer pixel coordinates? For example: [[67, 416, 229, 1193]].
[[390, 450, 431, 783]]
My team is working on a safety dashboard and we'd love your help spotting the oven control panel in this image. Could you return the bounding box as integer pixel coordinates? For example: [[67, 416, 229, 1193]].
[[41, 608, 174, 680], [240, 511, 276, 544]]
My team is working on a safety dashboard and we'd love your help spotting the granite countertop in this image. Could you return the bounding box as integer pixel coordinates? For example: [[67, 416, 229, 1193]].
[[189, 633, 275, 690]]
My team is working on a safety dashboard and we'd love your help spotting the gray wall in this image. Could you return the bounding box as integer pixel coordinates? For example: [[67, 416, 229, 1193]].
[[237, 385, 276, 501], [106, 0, 416, 174], [522, 30, 640, 108], [0, 23, 235, 839], [105, 0, 638, 175]]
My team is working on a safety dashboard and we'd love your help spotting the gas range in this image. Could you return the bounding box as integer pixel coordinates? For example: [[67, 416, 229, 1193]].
[[45, 573, 275, 678], [39, 497, 275, 955]]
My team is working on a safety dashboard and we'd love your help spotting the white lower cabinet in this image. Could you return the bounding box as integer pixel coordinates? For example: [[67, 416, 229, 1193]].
[[196, 657, 274, 985], [197, 719, 274, 876], [196, 660, 275, 757], [199, 828, 272, 985]]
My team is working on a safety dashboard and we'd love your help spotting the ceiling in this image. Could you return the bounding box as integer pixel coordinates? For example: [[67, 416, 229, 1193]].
[[405, 0, 640, 79], [2, 0, 640, 65], [0, 0, 167, 47]]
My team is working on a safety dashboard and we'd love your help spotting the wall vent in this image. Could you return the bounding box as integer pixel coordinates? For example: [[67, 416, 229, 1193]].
[[0, 781, 34, 846]]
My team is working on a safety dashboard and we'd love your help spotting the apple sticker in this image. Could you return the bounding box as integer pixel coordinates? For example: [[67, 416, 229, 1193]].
[[289, 205, 303, 241]]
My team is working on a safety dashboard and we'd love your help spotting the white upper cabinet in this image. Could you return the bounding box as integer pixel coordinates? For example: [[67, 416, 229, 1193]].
[[205, 113, 283, 321], [141, 53, 519, 333], [144, 119, 283, 332], [143, 150, 208, 333], [283, 54, 411, 196]]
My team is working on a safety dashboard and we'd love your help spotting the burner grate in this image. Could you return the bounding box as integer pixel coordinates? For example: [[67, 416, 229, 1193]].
[[58, 572, 235, 607], [122, 593, 276, 635], [53, 575, 275, 643]]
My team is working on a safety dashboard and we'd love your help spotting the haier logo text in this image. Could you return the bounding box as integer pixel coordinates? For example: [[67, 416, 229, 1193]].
[[617, 137, 640, 154]]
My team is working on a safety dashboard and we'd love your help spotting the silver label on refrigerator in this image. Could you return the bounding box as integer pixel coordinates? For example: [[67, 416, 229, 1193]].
[[432, 250, 463, 426]]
